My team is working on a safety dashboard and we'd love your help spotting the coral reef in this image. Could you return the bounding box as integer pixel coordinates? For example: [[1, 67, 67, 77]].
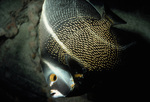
[[0, 0, 51, 102]]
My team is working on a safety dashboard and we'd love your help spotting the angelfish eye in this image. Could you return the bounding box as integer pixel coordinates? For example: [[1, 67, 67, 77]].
[[50, 74, 57, 82]]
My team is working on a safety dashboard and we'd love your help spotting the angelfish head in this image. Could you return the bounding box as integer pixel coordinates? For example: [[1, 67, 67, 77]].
[[41, 58, 75, 98]]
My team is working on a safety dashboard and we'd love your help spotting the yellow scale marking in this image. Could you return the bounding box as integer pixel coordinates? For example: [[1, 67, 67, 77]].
[[46, 17, 119, 71]]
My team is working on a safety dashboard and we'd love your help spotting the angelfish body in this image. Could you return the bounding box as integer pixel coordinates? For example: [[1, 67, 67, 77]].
[[39, 0, 126, 98]]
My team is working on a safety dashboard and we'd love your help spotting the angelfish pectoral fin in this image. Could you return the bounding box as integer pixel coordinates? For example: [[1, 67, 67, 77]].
[[65, 54, 85, 81], [74, 74, 84, 78], [65, 54, 82, 71]]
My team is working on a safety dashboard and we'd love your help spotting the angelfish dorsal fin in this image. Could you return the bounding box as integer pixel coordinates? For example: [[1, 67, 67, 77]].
[[103, 4, 126, 25]]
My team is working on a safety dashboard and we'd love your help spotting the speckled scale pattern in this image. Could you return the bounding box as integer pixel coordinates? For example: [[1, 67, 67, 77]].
[[46, 16, 119, 71], [44, 0, 101, 29]]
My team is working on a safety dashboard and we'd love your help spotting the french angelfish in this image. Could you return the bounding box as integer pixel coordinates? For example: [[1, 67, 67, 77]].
[[39, 0, 127, 98]]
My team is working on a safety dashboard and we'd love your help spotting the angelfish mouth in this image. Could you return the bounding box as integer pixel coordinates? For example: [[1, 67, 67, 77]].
[[49, 78, 75, 98], [50, 89, 65, 98]]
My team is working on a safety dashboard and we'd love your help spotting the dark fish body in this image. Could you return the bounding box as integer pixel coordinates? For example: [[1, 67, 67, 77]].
[[39, 0, 121, 71], [39, 0, 126, 97]]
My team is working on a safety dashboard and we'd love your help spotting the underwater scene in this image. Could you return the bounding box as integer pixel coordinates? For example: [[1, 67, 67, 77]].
[[0, 0, 150, 102]]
